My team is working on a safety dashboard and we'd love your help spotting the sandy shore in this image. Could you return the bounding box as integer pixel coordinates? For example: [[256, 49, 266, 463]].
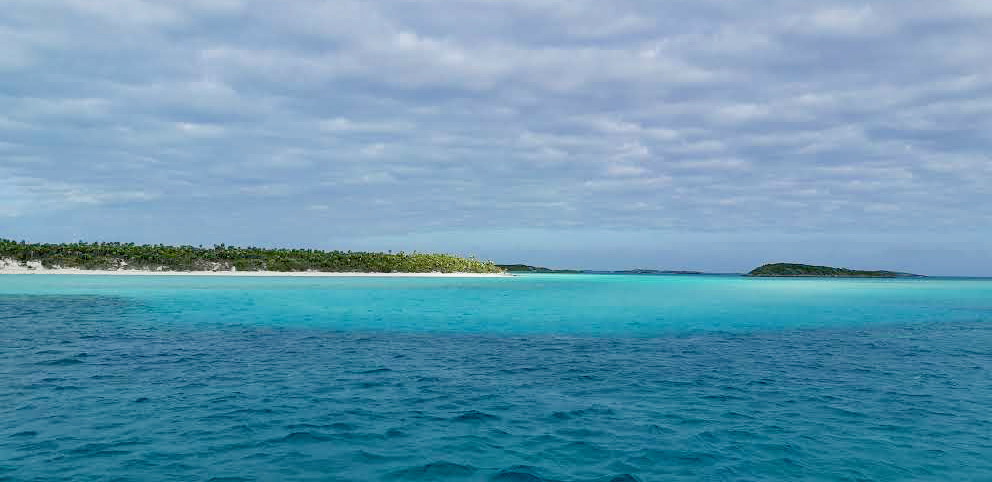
[[0, 261, 510, 278]]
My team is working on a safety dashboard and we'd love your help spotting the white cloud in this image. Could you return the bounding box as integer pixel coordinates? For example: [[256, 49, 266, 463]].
[[175, 122, 226, 137], [61, 0, 183, 27], [804, 6, 878, 34], [319, 118, 413, 134], [605, 163, 648, 177], [0, 174, 157, 217], [359, 143, 387, 158], [0, 0, 990, 246]]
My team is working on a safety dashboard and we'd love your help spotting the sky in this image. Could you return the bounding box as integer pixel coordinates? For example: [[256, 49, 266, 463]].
[[1, 0, 991, 275]]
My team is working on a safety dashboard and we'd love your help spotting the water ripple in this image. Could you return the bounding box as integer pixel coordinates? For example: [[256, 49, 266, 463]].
[[1, 287, 991, 481]]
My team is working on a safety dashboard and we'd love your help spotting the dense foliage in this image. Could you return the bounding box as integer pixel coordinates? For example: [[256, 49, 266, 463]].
[[0, 240, 503, 273], [748, 263, 920, 278]]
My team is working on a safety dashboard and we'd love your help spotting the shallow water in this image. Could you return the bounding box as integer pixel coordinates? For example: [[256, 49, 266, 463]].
[[1, 274, 991, 481]]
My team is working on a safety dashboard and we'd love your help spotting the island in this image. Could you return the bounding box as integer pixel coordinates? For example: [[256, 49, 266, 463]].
[[611, 269, 705, 275], [497, 265, 708, 275], [496, 264, 584, 274], [0, 240, 504, 275], [747, 263, 923, 278]]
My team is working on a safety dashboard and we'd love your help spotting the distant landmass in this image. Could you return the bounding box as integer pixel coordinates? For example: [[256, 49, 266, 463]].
[[748, 263, 924, 278], [610, 269, 705, 275], [497, 265, 706, 275], [496, 264, 584, 274], [0, 240, 503, 274], [0, 243, 932, 279]]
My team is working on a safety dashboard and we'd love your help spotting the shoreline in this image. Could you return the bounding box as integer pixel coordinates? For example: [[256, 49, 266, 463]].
[[0, 266, 510, 278]]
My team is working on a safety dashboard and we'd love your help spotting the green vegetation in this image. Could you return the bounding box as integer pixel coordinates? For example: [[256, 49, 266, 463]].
[[496, 264, 584, 274], [748, 263, 922, 278], [0, 239, 503, 274]]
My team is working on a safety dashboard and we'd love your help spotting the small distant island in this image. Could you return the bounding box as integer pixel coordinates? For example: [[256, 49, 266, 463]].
[[0, 240, 503, 275], [747, 263, 923, 278], [497, 265, 706, 275], [496, 264, 584, 274], [611, 269, 705, 275]]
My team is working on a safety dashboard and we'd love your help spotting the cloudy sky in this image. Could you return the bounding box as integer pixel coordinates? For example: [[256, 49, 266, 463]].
[[2, 0, 991, 274]]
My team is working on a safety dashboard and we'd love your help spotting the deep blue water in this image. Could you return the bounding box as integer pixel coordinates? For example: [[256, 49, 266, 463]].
[[1, 274, 991, 481]]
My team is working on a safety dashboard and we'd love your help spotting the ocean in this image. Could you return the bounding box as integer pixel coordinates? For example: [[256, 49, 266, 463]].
[[1, 274, 990, 481]]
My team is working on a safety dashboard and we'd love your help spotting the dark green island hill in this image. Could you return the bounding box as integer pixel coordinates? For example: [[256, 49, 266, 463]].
[[747, 263, 924, 278], [0, 240, 503, 274]]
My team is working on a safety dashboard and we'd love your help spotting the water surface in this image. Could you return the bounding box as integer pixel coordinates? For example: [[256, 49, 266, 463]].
[[1, 274, 990, 480]]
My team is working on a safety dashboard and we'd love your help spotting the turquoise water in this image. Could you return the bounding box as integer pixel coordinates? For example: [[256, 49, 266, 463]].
[[2, 274, 991, 480]]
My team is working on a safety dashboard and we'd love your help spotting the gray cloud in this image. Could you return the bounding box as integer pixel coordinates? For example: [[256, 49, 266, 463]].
[[2, 0, 991, 272]]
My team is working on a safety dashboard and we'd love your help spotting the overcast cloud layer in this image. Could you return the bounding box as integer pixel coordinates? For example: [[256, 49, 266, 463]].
[[2, 0, 991, 274]]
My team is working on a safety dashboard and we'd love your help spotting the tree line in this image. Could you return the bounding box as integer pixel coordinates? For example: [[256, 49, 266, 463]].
[[0, 239, 503, 273]]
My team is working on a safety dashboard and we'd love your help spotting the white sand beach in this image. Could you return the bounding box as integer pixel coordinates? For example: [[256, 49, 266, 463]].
[[0, 259, 510, 277]]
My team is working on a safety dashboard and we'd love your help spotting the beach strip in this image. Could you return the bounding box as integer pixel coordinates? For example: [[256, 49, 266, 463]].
[[0, 262, 511, 278]]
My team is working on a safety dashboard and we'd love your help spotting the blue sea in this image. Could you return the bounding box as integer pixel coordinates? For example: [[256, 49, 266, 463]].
[[2, 274, 991, 481]]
